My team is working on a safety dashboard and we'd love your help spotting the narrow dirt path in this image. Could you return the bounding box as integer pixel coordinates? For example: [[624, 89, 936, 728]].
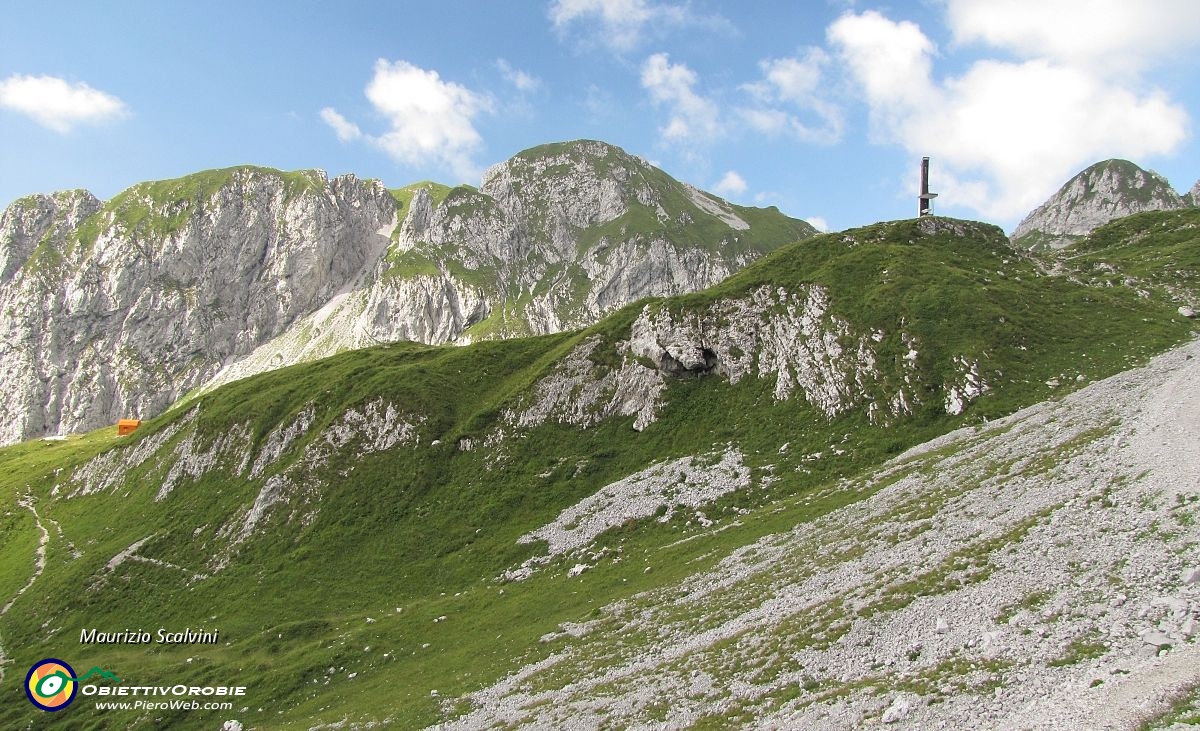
[[0, 491, 51, 685]]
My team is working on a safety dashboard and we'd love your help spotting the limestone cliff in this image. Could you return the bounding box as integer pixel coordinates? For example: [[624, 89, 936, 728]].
[[1184, 179, 1200, 208], [1011, 159, 1189, 250], [0, 168, 396, 444]]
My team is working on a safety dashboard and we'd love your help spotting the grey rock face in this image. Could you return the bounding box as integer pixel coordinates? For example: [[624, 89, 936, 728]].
[[389, 140, 796, 340], [0, 141, 812, 444], [202, 141, 810, 396], [1012, 159, 1189, 249], [0, 168, 396, 444], [0, 190, 102, 280]]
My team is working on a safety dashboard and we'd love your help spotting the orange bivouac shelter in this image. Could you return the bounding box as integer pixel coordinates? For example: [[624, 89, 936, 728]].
[[117, 419, 141, 436]]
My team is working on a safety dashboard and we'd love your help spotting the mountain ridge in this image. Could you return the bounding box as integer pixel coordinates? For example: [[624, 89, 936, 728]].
[[0, 140, 814, 445]]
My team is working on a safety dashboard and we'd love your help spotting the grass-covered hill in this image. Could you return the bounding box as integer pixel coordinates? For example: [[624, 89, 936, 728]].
[[0, 216, 1195, 729]]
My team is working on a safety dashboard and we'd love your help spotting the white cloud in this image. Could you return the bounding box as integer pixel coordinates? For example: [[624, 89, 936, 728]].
[[946, 0, 1200, 75], [641, 53, 722, 145], [827, 12, 935, 127], [739, 49, 843, 144], [324, 60, 492, 182], [496, 59, 541, 92], [367, 60, 493, 180], [827, 10, 1190, 222], [713, 170, 747, 197], [752, 51, 826, 103], [0, 74, 128, 133], [804, 216, 830, 232], [549, 0, 731, 53], [319, 107, 362, 142], [550, 0, 653, 51]]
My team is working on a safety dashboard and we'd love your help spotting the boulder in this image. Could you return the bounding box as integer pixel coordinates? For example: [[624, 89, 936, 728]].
[[882, 696, 913, 724], [1141, 629, 1173, 649]]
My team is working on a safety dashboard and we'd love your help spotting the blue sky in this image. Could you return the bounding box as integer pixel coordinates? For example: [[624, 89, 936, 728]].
[[2, 1, 1198, 233]]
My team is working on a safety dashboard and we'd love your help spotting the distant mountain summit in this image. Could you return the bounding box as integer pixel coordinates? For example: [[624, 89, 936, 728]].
[[1185, 180, 1200, 208], [0, 140, 814, 444], [1011, 159, 1193, 250]]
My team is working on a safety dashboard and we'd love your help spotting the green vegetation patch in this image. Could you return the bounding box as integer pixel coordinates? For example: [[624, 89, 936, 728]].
[[1066, 208, 1200, 304]]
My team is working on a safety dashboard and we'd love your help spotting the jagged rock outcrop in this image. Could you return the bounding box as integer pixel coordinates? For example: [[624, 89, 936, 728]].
[[1011, 159, 1189, 250], [0, 141, 814, 443], [506, 273, 988, 434]]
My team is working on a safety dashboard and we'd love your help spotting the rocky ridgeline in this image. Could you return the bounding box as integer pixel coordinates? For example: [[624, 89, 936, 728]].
[[0, 141, 812, 444], [442, 338, 1200, 731], [206, 142, 809, 398], [1012, 159, 1197, 250]]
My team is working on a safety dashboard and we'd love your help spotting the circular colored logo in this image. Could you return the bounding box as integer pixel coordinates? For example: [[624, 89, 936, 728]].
[[25, 658, 78, 712]]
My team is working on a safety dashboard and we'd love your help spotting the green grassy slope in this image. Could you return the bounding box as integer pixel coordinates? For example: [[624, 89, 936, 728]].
[[0, 217, 1194, 729], [1064, 208, 1200, 305]]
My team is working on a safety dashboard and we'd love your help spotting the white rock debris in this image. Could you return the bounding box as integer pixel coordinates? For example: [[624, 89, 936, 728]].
[[682, 183, 750, 231], [518, 447, 750, 558], [434, 338, 1200, 731]]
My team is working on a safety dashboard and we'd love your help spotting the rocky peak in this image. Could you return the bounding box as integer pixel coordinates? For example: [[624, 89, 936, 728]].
[[385, 139, 798, 337], [480, 140, 650, 232], [1011, 159, 1188, 250], [0, 190, 101, 281], [1185, 179, 1200, 207]]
